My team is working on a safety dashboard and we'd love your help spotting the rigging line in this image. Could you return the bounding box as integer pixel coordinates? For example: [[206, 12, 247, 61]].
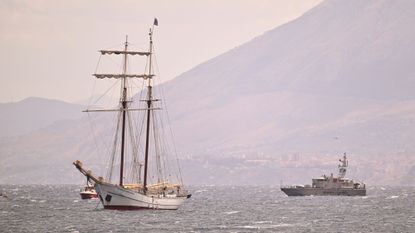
[[158, 115, 167, 182], [103, 54, 124, 74], [103, 42, 127, 50], [143, 48, 149, 79], [151, 49, 173, 179], [130, 79, 144, 127], [123, 78, 147, 183], [156, 108, 169, 183], [126, 110, 140, 183], [156, 106, 170, 181], [122, 109, 130, 183], [135, 81, 148, 183], [86, 112, 110, 172], [127, 80, 141, 110], [89, 52, 122, 108], [129, 97, 144, 178], [152, 45, 185, 187], [107, 110, 122, 182], [89, 79, 121, 108], [151, 99, 167, 175], [104, 101, 123, 180], [159, 106, 171, 180], [129, 84, 138, 102], [157, 71, 185, 187], [89, 112, 122, 178], [155, 98, 170, 182], [130, 78, 146, 101], [123, 79, 136, 183], [152, 46, 160, 76], [151, 109, 163, 183], [152, 47, 166, 89], [88, 54, 102, 107], [94, 198, 102, 210], [94, 54, 103, 73], [125, 40, 148, 49], [133, 95, 146, 147]]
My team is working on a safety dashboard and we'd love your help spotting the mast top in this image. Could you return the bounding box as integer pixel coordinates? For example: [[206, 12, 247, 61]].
[[338, 153, 348, 178]]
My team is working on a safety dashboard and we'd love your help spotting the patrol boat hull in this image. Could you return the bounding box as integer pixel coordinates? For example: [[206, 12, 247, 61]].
[[281, 187, 366, 196]]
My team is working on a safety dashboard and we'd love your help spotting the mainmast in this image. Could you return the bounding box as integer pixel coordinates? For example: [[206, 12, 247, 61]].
[[119, 36, 129, 186], [143, 28, 154, 193]]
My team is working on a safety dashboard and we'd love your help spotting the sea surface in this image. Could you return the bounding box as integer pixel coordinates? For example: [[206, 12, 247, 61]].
[[0, 185, 414, 232]]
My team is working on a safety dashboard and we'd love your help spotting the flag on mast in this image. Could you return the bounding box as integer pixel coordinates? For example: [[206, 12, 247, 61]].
[[153, 18, 158, 26]]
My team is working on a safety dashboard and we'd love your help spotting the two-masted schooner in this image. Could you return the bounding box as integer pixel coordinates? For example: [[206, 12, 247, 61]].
[[74, 20, 190, 210]]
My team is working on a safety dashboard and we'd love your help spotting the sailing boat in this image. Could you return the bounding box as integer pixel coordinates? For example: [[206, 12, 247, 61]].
[[79, 177, 97, 199], [74, 20, 190, 210]]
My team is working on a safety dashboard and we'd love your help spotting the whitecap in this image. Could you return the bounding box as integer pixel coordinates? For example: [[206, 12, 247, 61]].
[[269, 223, 294, 228], [224, 210, 239, 215], [389, 195, 399, 199], [73, 200, 79, 203], [239, 225, 260, 229], [195, 189, 207, 193], [254, 221, 272, 224]]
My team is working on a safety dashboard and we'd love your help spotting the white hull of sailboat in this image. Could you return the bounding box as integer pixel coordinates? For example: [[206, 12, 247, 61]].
[[95, 183, 186, 210]]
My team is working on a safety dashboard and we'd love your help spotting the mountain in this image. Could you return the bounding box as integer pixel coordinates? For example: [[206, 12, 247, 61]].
[[1, 0, 415, 185], [149, 0, 415, 185], [166, 0, 415, 102], [0, 97, 85, 138], [163, 0, 415, 154]]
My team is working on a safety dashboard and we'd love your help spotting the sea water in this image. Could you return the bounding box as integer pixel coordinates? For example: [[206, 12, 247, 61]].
[[0, 185, 414, 232]]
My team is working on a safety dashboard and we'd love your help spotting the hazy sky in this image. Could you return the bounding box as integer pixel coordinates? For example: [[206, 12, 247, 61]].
[[0, 0, 322, 103]]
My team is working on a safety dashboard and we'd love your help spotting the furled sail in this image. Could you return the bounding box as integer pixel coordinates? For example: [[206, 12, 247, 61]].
[[100, 50, 150, 56], [83, 108, 161, 113], [93, 74, 154, 79]]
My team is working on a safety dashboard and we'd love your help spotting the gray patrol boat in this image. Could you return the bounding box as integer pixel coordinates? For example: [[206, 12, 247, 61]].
[[281, 153, 366, 196]]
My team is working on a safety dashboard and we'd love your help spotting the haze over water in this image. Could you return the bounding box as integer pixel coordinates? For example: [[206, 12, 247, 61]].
[[1, 185, 414, 232]]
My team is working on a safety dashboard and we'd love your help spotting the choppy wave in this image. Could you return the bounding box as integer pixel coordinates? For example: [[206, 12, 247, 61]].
[[0, 185, 414, 232]]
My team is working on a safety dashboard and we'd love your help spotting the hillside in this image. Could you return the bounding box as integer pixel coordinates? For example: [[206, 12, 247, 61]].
[[0, 97, 85, 137], [1, 0, 415, 185], [163, 0, 415, 155]]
